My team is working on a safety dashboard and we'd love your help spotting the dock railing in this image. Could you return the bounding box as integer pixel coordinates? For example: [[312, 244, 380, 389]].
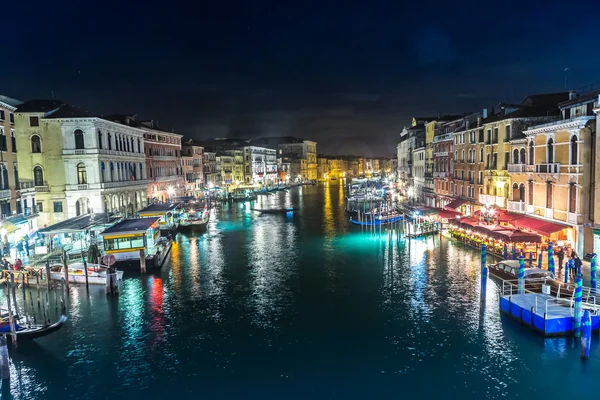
[[500, 277, 600, 317]]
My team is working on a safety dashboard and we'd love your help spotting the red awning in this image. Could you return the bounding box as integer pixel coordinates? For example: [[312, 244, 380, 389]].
[[493, 229, 542, 243], [445, 198, 467, 210], [510, 215, 569, 237], [436, 209, 461, 219]]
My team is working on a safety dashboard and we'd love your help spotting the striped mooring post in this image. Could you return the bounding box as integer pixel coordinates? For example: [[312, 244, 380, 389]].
[[518, 255, 525, 294], [503, 243, 508, 260], [547, 242, 555, 275], [581, 310, 592, 359], [538, 250, 543, 269], [591, 253, 597, 297], [512, 245, 516, 260], [574, 273, 583, 337], [565, 259, 571, 284], [529, 251, 533, 266], [481, 244, 488, 299]]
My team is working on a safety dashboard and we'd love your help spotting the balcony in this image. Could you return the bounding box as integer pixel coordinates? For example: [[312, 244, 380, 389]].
[[67, 180, 150, 191], [63, 148, 145, 158], [35, 183, 49, 192], [535, 163, 560, 174], [0, 189, 10, 199], [507, 200, 525, 213], [433, 171, 448, 178], [480, 194, 506, 208], [567, 212, 581, 224], [154, 175, 181, 182], [424, 172, 433, 178], [434, 151, 449, 157], [507, 164, 528, 173], [18, 180, 35, 190]]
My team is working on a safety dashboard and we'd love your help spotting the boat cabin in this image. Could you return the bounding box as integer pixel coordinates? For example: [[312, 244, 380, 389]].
[[100, 217, 162, 262], [492, 260, 555, 280], [137, 204, 179, 231]]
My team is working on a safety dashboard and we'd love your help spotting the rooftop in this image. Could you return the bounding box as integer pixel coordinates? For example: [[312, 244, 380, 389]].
[[16, 99, 65, 113], [559, 89, 600, 108], [0, 95, 22, 110], [45, 103, 96, 119], [101, 217, 160, 235]]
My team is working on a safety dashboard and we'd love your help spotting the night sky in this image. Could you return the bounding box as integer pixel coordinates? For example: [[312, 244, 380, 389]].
[[3, 0, 599, 156]]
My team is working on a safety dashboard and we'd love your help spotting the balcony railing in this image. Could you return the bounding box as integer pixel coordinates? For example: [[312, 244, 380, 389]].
[[35, 183, 49, 192], [0, 189, 10, 199], [434, 151, 449, 157], [480, 194, 506, 208], [18, 180, 35, 190], [535, 163, 560, 174], [567, 212, 580, 224], [424, 172, 433, 178], [507, 200, 525, 213], [433, 171, 448, 178], [507, 164, 528, 173]]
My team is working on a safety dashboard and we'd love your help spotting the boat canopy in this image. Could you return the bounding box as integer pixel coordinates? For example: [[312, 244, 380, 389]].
[[100, 217, 160, 237], [137, 204, 177, 217], [38, 213, 118, 235]]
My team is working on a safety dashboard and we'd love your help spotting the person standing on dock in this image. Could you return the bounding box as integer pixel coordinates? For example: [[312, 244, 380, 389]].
[[571, 252, 582, 280], [556, 247, 565, 273]]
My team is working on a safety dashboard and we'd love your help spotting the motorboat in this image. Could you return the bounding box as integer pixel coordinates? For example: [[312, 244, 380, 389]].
[[251, 207, 298, 214], [49, 262, 124, 285], [488, 260, 575, 297]]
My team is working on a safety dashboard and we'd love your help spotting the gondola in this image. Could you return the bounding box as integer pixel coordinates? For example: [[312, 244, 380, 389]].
[[0, 315, 67, 340], [488, 260, 575, 297]]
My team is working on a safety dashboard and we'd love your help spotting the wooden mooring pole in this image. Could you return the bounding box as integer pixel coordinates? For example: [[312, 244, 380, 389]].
[[0, 335, 9, 381]]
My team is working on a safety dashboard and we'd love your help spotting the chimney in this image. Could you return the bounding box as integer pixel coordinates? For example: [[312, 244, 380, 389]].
[[482, 108, 488, 119], [569, 90, 577, 100], [477, 116, 481, 127]]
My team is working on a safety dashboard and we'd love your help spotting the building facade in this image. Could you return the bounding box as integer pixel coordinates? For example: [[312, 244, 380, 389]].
[[243, 146, 278, 186], [15, 101, 148, 226], [518, 93, 596, 256], [181, 140, 204, 196]]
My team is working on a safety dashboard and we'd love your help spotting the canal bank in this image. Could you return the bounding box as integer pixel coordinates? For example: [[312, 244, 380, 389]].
[[0, 184, 598, 399]]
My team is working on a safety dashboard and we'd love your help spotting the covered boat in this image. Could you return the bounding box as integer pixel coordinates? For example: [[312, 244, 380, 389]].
[[0, 315, 67, 340]]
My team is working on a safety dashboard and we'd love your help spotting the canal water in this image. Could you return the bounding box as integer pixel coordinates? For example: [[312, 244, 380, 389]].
[[2, 184, 598, 399]]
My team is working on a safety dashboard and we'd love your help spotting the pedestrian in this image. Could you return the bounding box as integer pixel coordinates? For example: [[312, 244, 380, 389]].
[[23, 234, 30, 257], [572, 252, 582, 280], [15, 241, 23, 258], [13, 259, 22, 271], [1, 258, 10, 271], [556, 247, 565, 272]]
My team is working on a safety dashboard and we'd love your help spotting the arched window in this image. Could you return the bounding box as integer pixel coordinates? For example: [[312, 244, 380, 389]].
[[528, 180, 534, 205], [513, 149, 519, 164], [31, 135, 41, 153], [108, 133, 112, 150], [13, 166, 18, 189], [1, 166, 7, 190], [74, 129, 85, 149], [77, 163, 87, 184], [519, 148, 526, 165], [101, 162, 105, 183], [570, 135, 578, 165], [76, 201, 81, 216], [547, 138, 554, 164], [98, 130, 103, 150], [110, 162, 114, 181], [528, 141, 534, 165], [139, 163, 143, 178], [546, 182, 553, 208], [33, 166, 44, 186], [519, 183, 525, 202], [512, 183, 519, 202], [569, 183, 576, 213], [137, 138, 141, 153]]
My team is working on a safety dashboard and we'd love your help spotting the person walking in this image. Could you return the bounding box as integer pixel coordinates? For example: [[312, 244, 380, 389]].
[[15, 240, 23, 259]]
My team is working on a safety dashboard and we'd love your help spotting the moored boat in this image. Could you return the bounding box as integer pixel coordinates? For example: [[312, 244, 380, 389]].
[[0, 315, 67, 340], [488, 259, 574, 297], [349, 213, 402, 226], [49, 262, 124, 285]]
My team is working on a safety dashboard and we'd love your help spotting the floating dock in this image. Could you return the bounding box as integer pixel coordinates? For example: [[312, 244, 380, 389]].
[[500, 292, 600, 336]]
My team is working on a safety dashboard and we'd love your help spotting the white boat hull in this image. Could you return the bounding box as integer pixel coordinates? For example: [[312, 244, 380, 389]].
[[49, 263, 124, 285]]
